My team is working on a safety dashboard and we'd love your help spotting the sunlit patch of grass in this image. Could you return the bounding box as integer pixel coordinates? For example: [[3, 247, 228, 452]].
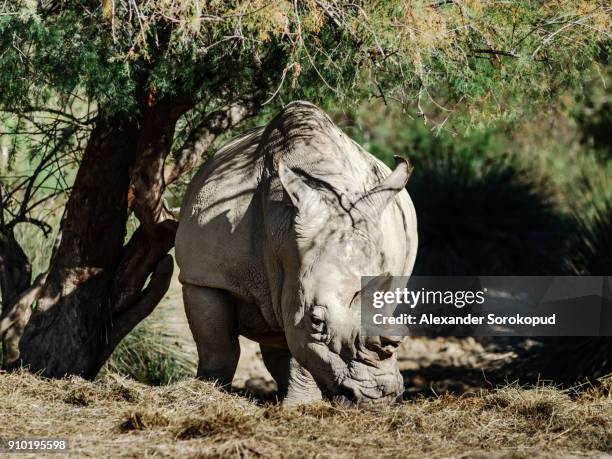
[[101, 321, 195, 386], [175, 410, 257, 439], [119, 409, 170, 432]]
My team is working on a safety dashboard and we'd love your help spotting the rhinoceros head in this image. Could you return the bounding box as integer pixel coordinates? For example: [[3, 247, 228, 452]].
[[277, 156, 412, 405]]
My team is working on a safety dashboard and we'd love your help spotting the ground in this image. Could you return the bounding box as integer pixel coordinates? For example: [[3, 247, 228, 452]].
[[1, 267, 610, 458], [1, 372, 610, 458]]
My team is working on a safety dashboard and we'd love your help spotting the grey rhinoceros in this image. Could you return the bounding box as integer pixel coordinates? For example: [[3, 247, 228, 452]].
[[176, 101, 417, 405]]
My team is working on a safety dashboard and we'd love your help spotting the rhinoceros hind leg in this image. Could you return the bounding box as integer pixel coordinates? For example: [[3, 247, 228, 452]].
[[183, 284, 240, 387], [261, 345, 322, 405]]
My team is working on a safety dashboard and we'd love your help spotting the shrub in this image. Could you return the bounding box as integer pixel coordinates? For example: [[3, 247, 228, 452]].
[[569, 198, 612, 276], [407, 150, 572, 276]]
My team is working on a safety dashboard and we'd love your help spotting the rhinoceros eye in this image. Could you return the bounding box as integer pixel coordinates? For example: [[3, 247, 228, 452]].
[[310, 306, 327, 334]]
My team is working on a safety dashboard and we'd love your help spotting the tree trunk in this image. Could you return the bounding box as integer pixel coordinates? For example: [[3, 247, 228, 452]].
[[4, 118, 139, 376], [0, 96, 258, 378], [1, 106, 181, 378], [0, 229, 31, 315]]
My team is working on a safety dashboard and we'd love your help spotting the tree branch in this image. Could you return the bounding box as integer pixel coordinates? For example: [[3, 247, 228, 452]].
[[0, 272, 47, 365], [0, 185, 5, 228], [9, 217, 53, 237], [0, 228, 32, 316], [92, 255, 174, 376], [0, 107, 95, 127], [472, 48, 519, 58], [163, 101, 259, 186], [129, 101, 188, 231], [110, 219, 177, 314]]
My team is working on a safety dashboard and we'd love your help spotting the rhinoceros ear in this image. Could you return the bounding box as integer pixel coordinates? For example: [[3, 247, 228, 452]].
[[278, 159, 329, 222], [355, 156, 413, 221], [278, 160, 314, 208]]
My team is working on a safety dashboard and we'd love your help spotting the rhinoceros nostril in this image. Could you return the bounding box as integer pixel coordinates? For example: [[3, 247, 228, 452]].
[[332, 385, 358, 405], [362, 336, 400, 360], [379, 336, 402, 347]]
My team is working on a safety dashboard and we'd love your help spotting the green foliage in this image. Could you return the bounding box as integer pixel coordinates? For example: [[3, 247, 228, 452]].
[[12, 198, 64, 277], [571, 70, 612, 162], [340, 90, 611, 277], [343, 106, 505, 167], [569, 198, 612, 275], [1, 1, 610, 123], [0, 112, 81, 277], [102, 321, 195, 386]]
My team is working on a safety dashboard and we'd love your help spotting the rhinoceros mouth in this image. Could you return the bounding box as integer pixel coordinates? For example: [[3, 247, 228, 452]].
[[331, 375, 403, 406], [331, 387, 402, 406]]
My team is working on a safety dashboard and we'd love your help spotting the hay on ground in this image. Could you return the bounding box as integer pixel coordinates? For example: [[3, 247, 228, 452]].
[[0, 371, 610, 458]]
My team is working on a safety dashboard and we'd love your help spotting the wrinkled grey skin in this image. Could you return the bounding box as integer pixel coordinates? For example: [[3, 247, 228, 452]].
[[176, 101, 417, 406]]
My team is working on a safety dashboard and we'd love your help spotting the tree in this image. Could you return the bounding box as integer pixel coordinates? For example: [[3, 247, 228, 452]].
[[0, 1, 609, 378]]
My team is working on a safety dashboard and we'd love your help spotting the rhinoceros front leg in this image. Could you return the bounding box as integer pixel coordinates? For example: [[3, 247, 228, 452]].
[[260, 345, 322, 406], [183, 284, 240, 387]]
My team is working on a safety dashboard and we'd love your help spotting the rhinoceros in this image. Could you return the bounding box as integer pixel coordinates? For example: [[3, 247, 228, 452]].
[[176, 101, 417, 405]]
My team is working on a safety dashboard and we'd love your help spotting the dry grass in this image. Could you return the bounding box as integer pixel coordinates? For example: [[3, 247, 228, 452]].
[[0, 372, 610, 458]]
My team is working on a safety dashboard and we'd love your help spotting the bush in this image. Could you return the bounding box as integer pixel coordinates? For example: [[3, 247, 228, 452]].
[[571, 69, 612, 163], [407, 150, 572, 276], [569, 198, 612, 276], [527, 197, 612, 386]]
